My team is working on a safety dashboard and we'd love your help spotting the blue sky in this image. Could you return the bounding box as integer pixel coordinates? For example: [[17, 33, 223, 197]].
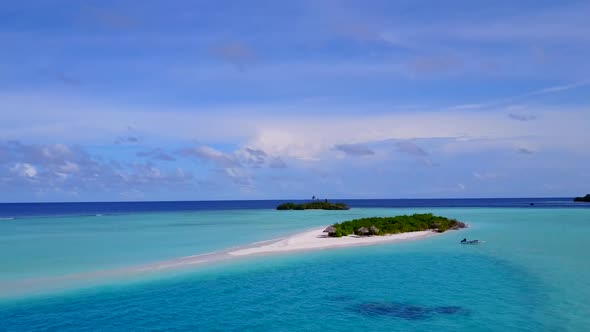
[[1, 0, 589, 202]]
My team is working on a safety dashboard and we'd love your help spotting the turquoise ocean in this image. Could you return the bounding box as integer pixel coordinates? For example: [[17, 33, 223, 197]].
[[0, 199, 589, 331]]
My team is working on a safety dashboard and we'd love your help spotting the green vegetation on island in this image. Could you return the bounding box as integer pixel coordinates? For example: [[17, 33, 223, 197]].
[[574, 194, 590, 202], [276, 199, 350, 210], [325, 213, 466, 237]]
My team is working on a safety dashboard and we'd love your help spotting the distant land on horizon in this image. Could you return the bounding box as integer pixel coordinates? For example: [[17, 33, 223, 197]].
[[1, 197, 587, 219], [0, 196, 577, 204]]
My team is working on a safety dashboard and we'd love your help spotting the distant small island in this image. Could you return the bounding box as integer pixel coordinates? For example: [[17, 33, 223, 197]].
[[276, 200, 350, 210], [324, 213, 466, 237], [574, 194, 590, 202]]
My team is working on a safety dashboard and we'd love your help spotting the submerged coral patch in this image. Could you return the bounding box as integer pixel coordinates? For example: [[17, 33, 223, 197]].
[[352, 302, 468, 320]]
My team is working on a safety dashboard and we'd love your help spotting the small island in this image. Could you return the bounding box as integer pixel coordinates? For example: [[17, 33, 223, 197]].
[[276, 200, 350, 210], [574, 194, 590, 202], [325, 213, 466, 237]]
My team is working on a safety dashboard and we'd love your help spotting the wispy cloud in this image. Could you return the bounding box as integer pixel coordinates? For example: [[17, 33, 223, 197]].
[[189, 146, 252, 188], [394, 141, 428, 157], [238, 148, 267, 167], [333, 143, 375, 156], [182, 146, 241, 168], [181, 145, 287, 190], [3, 91, 588, 161], [447, 79, 590, 111], [219, 167, 254, 191]]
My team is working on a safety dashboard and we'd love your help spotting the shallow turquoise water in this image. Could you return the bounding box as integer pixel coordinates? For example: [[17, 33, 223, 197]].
[[1, 208, 589, 331]]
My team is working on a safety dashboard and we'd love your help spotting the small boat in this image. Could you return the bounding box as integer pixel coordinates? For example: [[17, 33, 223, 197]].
[[460, 239, 481, 245]]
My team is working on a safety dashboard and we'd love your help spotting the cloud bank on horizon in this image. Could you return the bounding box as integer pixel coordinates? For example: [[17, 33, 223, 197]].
[[1, 0, 589, 201]]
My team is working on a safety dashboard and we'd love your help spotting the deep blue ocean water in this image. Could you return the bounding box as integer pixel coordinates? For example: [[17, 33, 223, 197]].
[[0, 197, 583, 219], [1, 199, 589, 331]]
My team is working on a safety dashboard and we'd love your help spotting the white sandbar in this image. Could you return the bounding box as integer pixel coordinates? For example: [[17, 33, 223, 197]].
[[0, 227, 443, 297], [228, 227, 436, 256]]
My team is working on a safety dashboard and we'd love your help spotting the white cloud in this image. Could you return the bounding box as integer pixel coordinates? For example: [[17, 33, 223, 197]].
[[10, 162, 37, 178], [42, 144, 71, 158], [184, 146, 240, 168], [59, 161, 80, 173], [1, 92, 589, 162]]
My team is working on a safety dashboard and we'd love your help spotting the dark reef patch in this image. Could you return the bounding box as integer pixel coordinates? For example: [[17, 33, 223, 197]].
[[352, 302, 469, 320]]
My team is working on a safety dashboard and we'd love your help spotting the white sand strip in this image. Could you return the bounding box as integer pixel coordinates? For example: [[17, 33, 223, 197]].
[[228, 227, 436, 256], [1, 227, 442, 296]]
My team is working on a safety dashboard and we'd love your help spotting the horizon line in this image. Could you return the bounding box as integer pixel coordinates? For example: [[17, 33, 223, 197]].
[[0, 196, 575, 205]]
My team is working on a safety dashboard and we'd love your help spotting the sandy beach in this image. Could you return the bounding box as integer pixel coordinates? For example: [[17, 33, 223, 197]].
[[2, 227, 440, 295], [130, 227, 440, 274], [145, 227, 438, 270], [126, 227, 441, 274], [228, 227, 436, 256]]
